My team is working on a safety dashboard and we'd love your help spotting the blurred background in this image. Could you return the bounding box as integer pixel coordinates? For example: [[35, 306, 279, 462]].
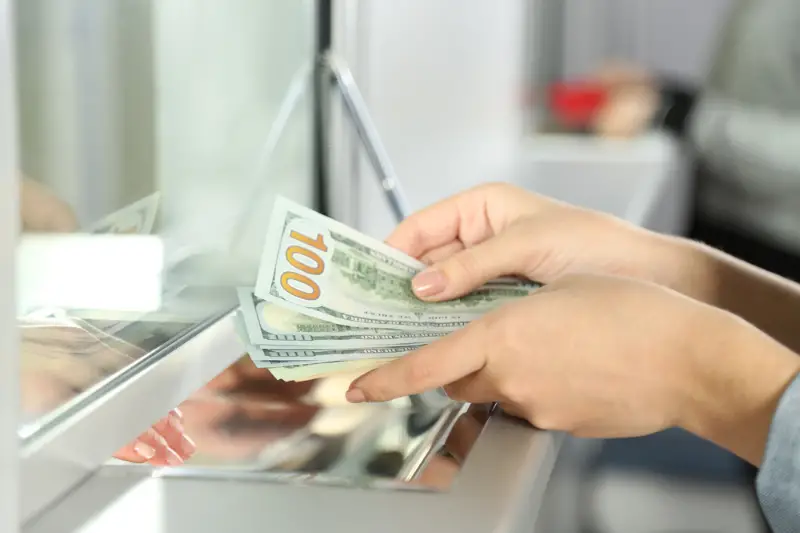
[[12, 0, 796, 531]]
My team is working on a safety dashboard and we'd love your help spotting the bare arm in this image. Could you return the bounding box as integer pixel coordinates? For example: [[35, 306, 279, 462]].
[[654, 234, 800, 354]]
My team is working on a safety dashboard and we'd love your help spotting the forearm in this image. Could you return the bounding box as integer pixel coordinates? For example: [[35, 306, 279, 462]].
[[677, 306, 800, 466], [654, 234, 800, 354]]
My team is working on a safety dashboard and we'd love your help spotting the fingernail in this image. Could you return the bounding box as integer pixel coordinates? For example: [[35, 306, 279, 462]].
[[412, 269, 446, 297], [166, 448, 184, 466], [170, 408, 183, 420], [346, 388, 366, 403], [148, 428, 168, 447], [180, 434, 197, 456], [133, 441, 156, 460], [168, 412, 184, 433]]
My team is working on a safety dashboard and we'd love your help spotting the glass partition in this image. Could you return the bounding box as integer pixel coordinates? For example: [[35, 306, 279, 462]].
[[15, 0, 316, 439]]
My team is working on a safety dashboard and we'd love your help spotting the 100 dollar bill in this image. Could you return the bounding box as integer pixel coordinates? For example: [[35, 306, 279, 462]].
[[233, 312, 415, 364], [269, 359, 387, 382], [254, 197, 540, 331], [237, 287, 445, 348], [88, 192, 161, 235]]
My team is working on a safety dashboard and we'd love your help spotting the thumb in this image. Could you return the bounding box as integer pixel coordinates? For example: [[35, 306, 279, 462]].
[[411, 230, 527, 302]]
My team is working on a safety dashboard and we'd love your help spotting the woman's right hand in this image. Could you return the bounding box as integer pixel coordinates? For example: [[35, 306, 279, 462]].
[[388, 183, 703, 303]]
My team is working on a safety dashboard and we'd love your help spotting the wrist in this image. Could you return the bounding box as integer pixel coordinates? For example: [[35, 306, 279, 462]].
[[636, 232, 718, 303], [675, 308, 800, 465]]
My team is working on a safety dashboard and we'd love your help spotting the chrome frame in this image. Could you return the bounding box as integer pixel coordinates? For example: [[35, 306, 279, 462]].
[[19, 310, 243, 524], [323, 0, 363, 227], [0, 0, 20, 530], [325, 52, 410, 222]]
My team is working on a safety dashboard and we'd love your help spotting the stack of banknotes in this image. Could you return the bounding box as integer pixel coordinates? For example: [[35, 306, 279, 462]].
[[233, 197, 541, 382]]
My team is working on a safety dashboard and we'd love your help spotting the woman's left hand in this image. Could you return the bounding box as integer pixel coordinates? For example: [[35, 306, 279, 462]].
[[112, 409, 196, 466], [346, 274, 800, 465]]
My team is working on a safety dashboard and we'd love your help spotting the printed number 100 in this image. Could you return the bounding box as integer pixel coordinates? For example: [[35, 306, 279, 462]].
[[280, 230, 328, 301]]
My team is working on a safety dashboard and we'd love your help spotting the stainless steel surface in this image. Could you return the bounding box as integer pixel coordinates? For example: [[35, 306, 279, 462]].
[[21, 302, 559, 533], [25, 413, 560, 533], [0, 0, 20, 530], [99, 359, 474, 488]]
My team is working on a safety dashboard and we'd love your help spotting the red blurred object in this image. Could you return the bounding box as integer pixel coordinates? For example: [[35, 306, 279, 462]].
[[548, 82, 608, 128]]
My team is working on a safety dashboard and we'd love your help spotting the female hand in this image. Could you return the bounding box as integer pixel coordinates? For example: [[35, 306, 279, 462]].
[[112, 409, 196, 466], [347, 274, 800, 465], [19, 324, 195, 467], [20, 178, 79, 232], [387, 183, 700, 304]]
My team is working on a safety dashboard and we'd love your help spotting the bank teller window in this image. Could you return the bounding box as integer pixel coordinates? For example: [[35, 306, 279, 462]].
[[15, 0, 316, 439]]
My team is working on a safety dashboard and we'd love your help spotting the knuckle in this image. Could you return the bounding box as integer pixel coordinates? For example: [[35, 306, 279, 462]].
[[443, 384, 468, 403], [479, 181, 512, 194], [479, 182, 521, 204], [404, 360, 435, 390], [499, 379, 529, 408], [448, 252, 482, 284], [549, 271, 596, 289], [554, 272, 583, 285], [487, 307, 523, 355], [529, 412, 564, 432], [362, 384, 393, 403]]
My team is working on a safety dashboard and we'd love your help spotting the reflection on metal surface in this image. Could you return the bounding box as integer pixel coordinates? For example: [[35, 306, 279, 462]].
[[111, 357, 488, 491], [17, 313, 198, 439]]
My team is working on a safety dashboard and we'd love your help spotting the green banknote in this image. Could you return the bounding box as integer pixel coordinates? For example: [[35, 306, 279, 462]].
[[255, 197, 540, 331]]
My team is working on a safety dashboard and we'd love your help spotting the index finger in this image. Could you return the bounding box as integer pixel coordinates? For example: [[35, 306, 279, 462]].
[[346, 322, 489, 403], [386, 183, 551, 259], [385, 195, 471, 259]]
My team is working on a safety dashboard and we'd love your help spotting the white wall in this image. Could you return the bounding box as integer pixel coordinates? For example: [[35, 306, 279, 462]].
[[562, 0, 735, 84], [15, 0, 317, 278], [0, 1, 19, 530], [15, 0, 115, 223], [332, 0, 528, 239]]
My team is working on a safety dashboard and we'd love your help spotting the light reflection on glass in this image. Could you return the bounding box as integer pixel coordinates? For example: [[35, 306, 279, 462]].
[[14, 0, 314, 436], [18, 315, 192, 439]]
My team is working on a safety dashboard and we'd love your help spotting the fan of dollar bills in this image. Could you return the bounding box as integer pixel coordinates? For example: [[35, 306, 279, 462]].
[[232, 197, 540, 382]]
